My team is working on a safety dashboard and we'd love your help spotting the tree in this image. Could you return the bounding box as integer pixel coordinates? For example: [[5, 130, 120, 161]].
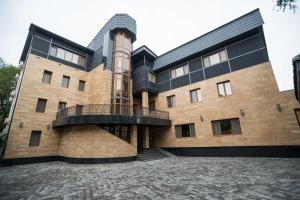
[[274, 0, 298, 12], [0, 58, 19, 151]]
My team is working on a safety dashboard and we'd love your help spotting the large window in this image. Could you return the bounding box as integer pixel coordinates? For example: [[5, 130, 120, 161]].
[[171, 64, 189, 79], [295, 109, 300, 127], [211, 118, 241, 136], [29, 131, 41, 147], [167, 95, 176, 108], [42, 70, 52, 84], [61, 75, 70, 88], [148, 72, 156, 83], [203, 49, 227, 68], [58, 101, 66, 111], [217, 81, 232, 96], [190, 88, 202, 103], [36, 98, 47, 113], [78, 80, 85, 91], [175, 124, 196, 138], [49, 45, 86, 67]]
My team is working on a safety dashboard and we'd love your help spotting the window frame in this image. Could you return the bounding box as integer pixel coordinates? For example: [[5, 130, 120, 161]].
[[58, 101, 67, 111], [175, 123, 196, 138], [148, 72, 156, 83], [203, 49, 228, 68], [78, 80, 86, 91], [61, 75, 70, 88], [211, 118, 242, 136], [170, 64, 189, 79], [42, 70, 52, 84], [190, 88, 202, 103], [29, 130, 41, 147], [217, 81, 232, 97], [36, 98, 47, 113], [167, 95, 176, 108]]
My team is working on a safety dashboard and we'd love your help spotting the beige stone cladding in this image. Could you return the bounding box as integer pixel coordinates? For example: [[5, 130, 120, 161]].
[[154, 62, 300, 148], [59, 125, 136, 158], [4, 54, 113, 159]]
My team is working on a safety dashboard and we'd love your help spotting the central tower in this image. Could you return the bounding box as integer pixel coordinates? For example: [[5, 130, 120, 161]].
[[111, 32, 132, 114]]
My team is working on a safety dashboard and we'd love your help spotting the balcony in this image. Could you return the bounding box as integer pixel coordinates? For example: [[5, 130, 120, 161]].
[[52, 104, 171, 128]]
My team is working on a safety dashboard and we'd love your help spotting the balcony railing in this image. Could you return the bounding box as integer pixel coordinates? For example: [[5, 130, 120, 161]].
[[56, 104, 169, 120]]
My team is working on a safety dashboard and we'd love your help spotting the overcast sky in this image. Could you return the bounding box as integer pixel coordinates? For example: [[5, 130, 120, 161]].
[[0, 0, 299, 91]]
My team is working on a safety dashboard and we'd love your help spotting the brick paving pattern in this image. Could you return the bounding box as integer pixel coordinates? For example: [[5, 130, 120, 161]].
[[0, 157, 299, 199]]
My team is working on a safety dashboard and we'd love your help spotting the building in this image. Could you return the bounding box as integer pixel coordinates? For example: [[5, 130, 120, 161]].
[[2, 9, 300, 165]]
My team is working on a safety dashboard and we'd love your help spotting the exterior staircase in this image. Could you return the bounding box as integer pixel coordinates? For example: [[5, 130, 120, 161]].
[[137, 148, 175, 161]]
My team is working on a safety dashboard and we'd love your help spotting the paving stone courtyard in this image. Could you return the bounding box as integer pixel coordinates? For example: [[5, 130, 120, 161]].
[[0, 157, 299, 199]]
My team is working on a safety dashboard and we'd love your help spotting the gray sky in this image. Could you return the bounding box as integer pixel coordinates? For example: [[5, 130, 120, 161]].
[[0, 0, 299, 91]]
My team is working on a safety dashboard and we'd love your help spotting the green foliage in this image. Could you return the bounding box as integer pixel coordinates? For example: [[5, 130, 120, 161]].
[[274, 0, 298, 12], [0, 58, 19, 133]]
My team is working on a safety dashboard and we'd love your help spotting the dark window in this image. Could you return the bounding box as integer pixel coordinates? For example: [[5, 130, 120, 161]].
[[61, 75, 70, 88], [78, 80, 85, 91], [42, 70, 52, 84], [295, 109, 300, 127], [190, 88, 202, 103], [167, 95, 176, 108], [217, 81, 232, 96], [211, 118, 241, 136], [175, 123, 196, 138], [36, 98, 47, 113], [58, 101, 66, 111], [149, 101, 155, 111], [76, 104, 83, 115], [29, 131, 41, 147]]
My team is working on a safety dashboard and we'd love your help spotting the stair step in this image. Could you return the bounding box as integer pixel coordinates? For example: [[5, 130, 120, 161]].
[[137, 148, 170, 161]]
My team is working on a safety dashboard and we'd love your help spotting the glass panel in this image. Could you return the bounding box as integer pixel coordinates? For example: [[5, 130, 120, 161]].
[[231, 118, 241, 134], [58, 102, 66, 111], [191, 90, 198, 103], [224, 82, 232, 95], [209, 53, 221, 65], [61, 76, 70, 88], [42, 71, 52, 84], [183, 65, 189, 74], [78, 56, 86, 66], [72, 54, 79, 64], [49, 46, 57, 56], [171, 69, 176, 79], [36, 99, 47, 113], [57, 48, 65, 59], [171, 96, 176, 107], [212, 121, 221, 135], [197, 89, 202, 101], [65, 51, 73, 62], [115, 79, 121, 90], [203, 57, 210, 67], [220, 119, 231, 134], [218, 83, 225, 96], [78, 80, 85, 91], [148, 72, 156, 83], [219, 50, 227, 62], [29, 131, 41, 146], [175, 67, 184, 77], [181, 124, 191, 137]]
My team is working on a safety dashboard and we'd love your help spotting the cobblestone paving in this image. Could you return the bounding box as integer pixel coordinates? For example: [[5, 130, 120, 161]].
[[0, 157, 300, 199]]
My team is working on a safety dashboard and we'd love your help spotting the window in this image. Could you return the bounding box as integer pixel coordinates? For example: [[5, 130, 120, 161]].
[[175, 124, 196, 138], [167, 95, 176, 108], [58, 102, 66, 111], [29, 131, 41, 147], [78, 80, 85, 91], [148, 72, 156, 83], [42, 70, 52, 84], [211, 118, 241, 136], [76, 104, 83, 115], [190, 89, 202, 103], [171, 64, 189, 79], [203, 49, 227, 68], [217, 81, 232, 96], [36, 98, 47, 113], [295, 109, 300, 127], [61, 75, 70, 88], [49, 45, 86, 67]]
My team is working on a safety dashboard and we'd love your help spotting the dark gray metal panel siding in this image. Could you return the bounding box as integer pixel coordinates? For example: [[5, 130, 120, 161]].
[[157, 81, 170, 92], [204, 62, 230, 79], [189, 57, 203, 72], [88, 14, 137, 70], [229, 48, 268, 72], [190, 70, 205, 83], [153, 9, 264, 71], [157, 70, 170, 83], [171, 75, 190, 89], [31, 36, 50, 54], [227, 34, 265, 58]]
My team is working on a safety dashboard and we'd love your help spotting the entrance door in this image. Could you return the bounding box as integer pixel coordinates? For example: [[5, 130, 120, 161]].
[[137, 126, 144, 153]]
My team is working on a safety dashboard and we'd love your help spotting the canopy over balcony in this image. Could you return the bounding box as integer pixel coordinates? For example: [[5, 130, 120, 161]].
[[52, 104, 171, 128]]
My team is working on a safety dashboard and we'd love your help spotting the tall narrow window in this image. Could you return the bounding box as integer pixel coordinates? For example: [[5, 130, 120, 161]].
[[36, 98, 47, 113], [211, 118, 241, 136], [167, 95, 176, 108], [190, 88, 202, 103], [175, 124, 196, 138], [61, 76, 70, 88], [29, 131, 41, 147], [217, 81, 232, 97], [78, 80, 85, 91], [42, 70, 52, 84], [58, 101, 66, 111]]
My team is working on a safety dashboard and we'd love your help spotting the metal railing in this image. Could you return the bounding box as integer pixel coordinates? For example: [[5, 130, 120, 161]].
[[56, 104, 169, 120]]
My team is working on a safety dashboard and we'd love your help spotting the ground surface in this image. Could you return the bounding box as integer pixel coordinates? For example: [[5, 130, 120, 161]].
[[0, 157, 299, 200]]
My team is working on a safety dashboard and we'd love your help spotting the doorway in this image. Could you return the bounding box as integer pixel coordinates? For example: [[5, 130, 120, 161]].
[[137, 126, 144, 153]]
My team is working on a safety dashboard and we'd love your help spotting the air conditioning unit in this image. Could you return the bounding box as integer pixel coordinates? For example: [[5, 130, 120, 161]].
[[4, 118, 10, 125]]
